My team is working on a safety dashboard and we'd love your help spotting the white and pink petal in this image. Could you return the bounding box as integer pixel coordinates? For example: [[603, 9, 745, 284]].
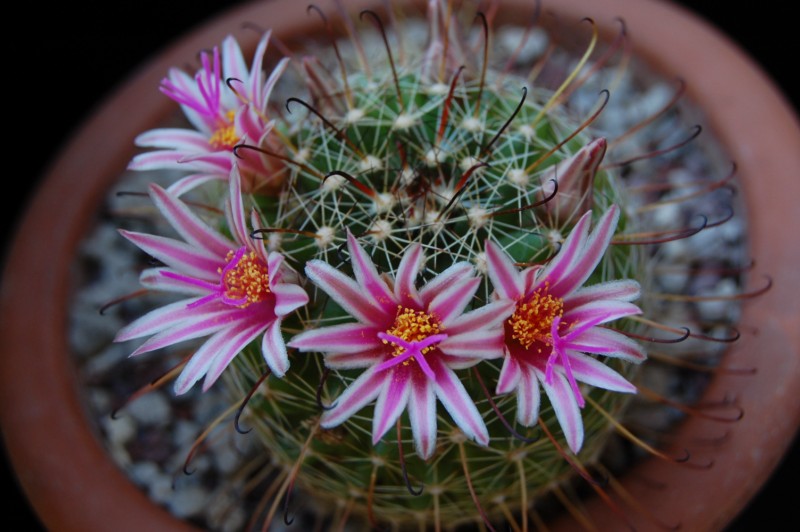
[[372, 370, 412, 445], [514, 363, 541, 426], [553, 205, 620, 295], [566, 351, 637, 394], [536, 210, 592, 291], [289, 323, 381, 354], [419, 261, 473, 306], [485, 239, 524, 300], [321, 366, 389, 429], [568, 327, 646, 362], [119, 230, 222, 281], [428, 275, 480, 326], [408, 374, 437, 459], [272, 282, 309, 317], [262, 320, 290, 377], [393, 242, 423, 305], [221, 34, 249, 87], [305, 259, 389, 326], [167, 174, 224, 197], [201, 320, 267, 390], [564, 279, 641, 308], [174, 320, 261, 394], [562, 300, 642, 330], [445, 300, 515, 336], [429, 357, 489, 447], [260, 57, 289, 114], [496, 353, 523, 395], [323, 348, 387, 369], [149, 184, 234, 257], [114, 299, 228, 342], [346, 231, 396, 313], [538, 368, 585, 453], [134, 128, 211, 150], [438, 329, 505, 360]]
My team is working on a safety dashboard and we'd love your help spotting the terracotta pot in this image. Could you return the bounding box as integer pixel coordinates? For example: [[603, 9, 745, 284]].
[[2, 0, 798, 530]]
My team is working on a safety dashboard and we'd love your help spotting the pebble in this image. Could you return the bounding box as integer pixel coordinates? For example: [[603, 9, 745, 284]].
[[126, 391, 173, 426]]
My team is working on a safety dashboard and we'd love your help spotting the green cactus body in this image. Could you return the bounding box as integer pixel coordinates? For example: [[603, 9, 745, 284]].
[[221, 4, 643, 528]]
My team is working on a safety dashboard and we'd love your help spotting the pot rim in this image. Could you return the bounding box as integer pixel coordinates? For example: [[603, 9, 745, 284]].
[[1, 1, 798, 530]]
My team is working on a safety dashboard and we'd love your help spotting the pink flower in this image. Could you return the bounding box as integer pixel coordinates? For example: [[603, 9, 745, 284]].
[[114, 167, 308, 394], [128, 31, 289, 195], [288, 232, 514, 459], [485, 205, 644, 453]]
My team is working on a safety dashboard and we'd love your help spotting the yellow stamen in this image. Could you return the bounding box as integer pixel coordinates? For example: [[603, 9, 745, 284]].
[[220, 249, 270, 307], [508, 284, 564, 350], [209, 110, 239, 149], [382, 306, 443, 360]]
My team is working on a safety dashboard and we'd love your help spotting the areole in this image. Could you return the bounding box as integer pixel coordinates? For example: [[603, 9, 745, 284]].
[[1, 1, 798, 531]]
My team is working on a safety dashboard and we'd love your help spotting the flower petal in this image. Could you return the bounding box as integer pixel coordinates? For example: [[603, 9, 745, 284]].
[[567, 351, 637, 393], [515, 362, 541, 426], [564, 279, 641, 307], [408, 373, 437, 459], [321, 366, 388, 429], [446, 299, 515, 335], [394, 243, 423, 305], [272, 281, 309, 317], [262, 320, 290, 377], [553, 205, 620, 296], [167, 174, 223, 196], [202, 321, 266, 389], [260, 56, 289, 113], [372, 369, 411, 444], [138, 267, 209, 295], [428, 274, 480, 326], [226, 166, 250, 246], [563, 300, 642, 330], [134, 128, 210, 150], [127, 311, 233, 357], [438, 329, 505, 360], [174, 321, 262, 394], [115, 299, 227, 342], [537, 210, 592, 290], [149, 183, 235, 258], [128, 150, 225, 174], [485, 239, 524, 300], [429, 357, 489, 447], [496, 352, 522, 395], [538, 369, 584, 453], [568, 327, 646, 362], [119, 231, 221, 281], [221, 34, 248, 86], [347, 231, 396, 313], [305, 259, 388, 326], [419, 261, 473, 306], [289, 323, 381, 354], [325, 348, 387, 369]]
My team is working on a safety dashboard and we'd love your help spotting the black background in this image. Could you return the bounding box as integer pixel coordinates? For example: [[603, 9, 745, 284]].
[[3, 1, 798, 530]]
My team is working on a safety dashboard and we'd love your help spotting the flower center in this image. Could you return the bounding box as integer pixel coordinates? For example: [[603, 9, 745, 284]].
[[220, 247, 270, 307], [209, 110, 239, 149], [383, 306, 444, 359], [376, 306, 447, 381], [508, 285, 564, 350]]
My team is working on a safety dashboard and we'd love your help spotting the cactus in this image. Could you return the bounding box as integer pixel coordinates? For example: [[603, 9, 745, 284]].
[[110, 1, 756, 529]]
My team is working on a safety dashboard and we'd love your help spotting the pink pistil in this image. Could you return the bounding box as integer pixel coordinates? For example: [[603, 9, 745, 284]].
[[159, 246, 250, 309], [375, 332, 448, 381]]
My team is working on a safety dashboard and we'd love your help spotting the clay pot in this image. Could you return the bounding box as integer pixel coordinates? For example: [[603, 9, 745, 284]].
[[2, 1, 798, 530]]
